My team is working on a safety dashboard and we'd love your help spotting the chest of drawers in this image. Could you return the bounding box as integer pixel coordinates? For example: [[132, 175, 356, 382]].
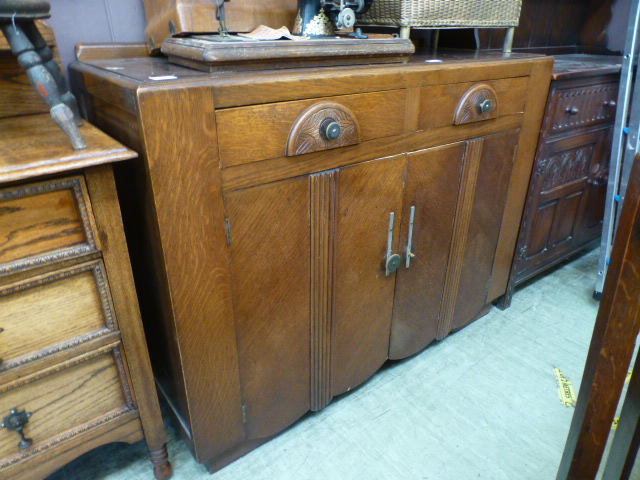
[[0, 114, 171, 479], [70, 51, 553, 471], [498, 55, 621, 308]]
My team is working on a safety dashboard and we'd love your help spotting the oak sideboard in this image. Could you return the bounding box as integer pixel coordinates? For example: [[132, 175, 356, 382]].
[[70, 51, 553, 471]]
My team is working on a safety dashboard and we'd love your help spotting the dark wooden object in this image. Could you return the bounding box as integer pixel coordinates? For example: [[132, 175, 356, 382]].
[[0, 114, 171, 480], [70, 51, 553, 472], [498, 54, 620, 309], [0, 1, 85, 149], [161, 36, 415, 73], [556, 151, 640, 479]]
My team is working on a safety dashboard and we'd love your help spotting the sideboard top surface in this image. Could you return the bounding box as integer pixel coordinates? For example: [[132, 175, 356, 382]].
[[72, 50, 552, 110], [0, 114, 136, 184]]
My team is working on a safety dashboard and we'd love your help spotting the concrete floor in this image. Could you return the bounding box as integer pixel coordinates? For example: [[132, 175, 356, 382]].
[[48, 249, 617, 480]]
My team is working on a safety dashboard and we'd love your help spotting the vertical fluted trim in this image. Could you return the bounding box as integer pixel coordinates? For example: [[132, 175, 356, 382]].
[[310, 170, 337, 411]]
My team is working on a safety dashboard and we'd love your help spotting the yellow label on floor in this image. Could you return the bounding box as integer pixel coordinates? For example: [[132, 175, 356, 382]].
[[554, 368, 577, 407]]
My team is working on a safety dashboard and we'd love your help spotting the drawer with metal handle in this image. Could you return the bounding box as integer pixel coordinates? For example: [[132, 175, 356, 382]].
[[0, 347, 134, 469]]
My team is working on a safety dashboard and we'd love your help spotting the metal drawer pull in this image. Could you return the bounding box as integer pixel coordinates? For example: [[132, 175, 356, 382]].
[[406, 206, 416, 268], [385, 212, 402, 276], [565, 107, 579, 115], [2, 408, 33, 450]]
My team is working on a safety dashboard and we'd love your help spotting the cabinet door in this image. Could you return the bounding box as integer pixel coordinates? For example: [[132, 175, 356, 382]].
[[389, 142, 465, 359], [518, 129, 605, 278], [224, 176, 311, 439], [331, 155, 406, 396], [579, 127, 612, 241], [450, 130, 519, 332]]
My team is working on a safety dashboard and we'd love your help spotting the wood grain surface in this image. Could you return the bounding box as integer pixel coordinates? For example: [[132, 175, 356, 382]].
[[0, 186, 88, 269], [332, 155, 405, 396], [0, 114, 135, 185], [0, 261, 113, 369], [225, 176, 311, 440], [556, 153, 640, 478], [389, 142, 465, 359], [137, 85, 245, 462], [0, 350, 129, 464]]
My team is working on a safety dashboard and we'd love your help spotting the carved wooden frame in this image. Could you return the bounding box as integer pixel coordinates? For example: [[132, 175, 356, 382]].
[[286, 101, 361, 156], [0, 176, 98, 276], [0, 260, 117, 371], [0, 347, 135, 469], [454, 84, 499, 125]]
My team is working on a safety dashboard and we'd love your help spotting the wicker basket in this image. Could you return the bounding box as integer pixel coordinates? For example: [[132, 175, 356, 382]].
[[359, 0, 523, 28]]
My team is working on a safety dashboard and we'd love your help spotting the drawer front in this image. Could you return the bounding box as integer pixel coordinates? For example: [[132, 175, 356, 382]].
[[216, 89, 407, 167], [0, 349, 132, 467], [418, 76, 529, 131], [0, 177, 98, 275], [0, 261, 116, 370], [548, 83, 618, 133]]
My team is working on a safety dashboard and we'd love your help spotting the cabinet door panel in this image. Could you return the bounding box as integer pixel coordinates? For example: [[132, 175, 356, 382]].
[[225, 177, 311, 439], [332, 156, 405, 395], [389, 143, 465, 359], [550, 190, 583, 246], [451, 130, 519, 331], [580, 127, 612, 239]]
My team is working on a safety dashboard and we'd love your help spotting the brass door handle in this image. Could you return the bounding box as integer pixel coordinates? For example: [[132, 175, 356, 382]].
[[405, 206, 416, 268], [2, 408, 33, 450], [385, 212, 401, 276]]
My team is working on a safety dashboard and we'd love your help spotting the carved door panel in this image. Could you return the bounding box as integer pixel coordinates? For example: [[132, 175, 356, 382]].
[[388, 142, 465, 359], [224, 176, 311, 440], [331, 155, 406, 397], [579, 127, 612, 241], [519, 130, 604, 275]]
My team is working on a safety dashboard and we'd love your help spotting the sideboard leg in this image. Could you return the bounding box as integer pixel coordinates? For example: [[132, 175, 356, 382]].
[[150, 445, 173, 480]]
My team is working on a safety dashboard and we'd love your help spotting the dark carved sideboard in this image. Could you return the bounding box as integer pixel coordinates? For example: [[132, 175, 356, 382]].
[[70, 51, 553, 471], [499, 55, 621, 308]]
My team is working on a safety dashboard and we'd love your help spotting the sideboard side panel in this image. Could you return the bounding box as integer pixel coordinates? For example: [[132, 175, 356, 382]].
[[487, 57, 554, 301], [137, 85, 245, 462]]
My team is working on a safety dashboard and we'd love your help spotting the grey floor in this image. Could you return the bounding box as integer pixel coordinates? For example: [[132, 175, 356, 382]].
[[49, 249, 618, 480]]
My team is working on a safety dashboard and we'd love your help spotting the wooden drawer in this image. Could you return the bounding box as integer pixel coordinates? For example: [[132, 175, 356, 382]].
[[0, 348, 133, 468], [0, 261, 116, 370], [418, 76, 529, 130], [216, 89, 408, 167], [548, 83, 618, 133], [0, 176, 98, 275]]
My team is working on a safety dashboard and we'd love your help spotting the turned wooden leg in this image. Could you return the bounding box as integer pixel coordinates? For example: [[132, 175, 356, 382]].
[[0, 21, 86, 149], [150, 445, 173, 480], [22, 21, 83, 126]]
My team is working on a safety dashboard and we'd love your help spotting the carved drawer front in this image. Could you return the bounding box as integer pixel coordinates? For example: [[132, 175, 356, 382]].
[[0, 176, 98, 275], [548, 82, 618, 133], [0, 349, 133, 468], [216, 90, 407, 166], [0, 261, 116, 370], [419, 76, 529, 130]]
